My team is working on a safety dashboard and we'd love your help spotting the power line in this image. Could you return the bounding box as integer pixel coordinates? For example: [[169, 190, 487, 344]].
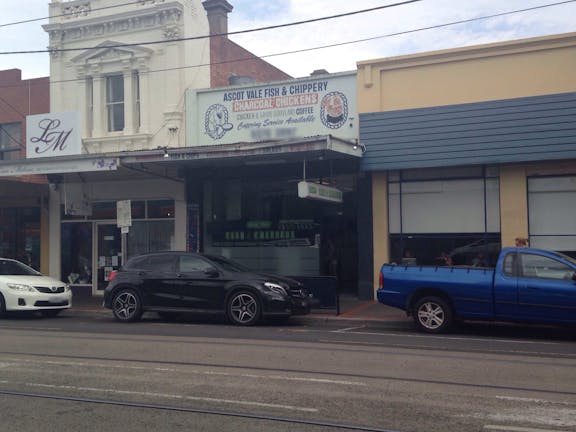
[[0, 0, 574, 92], [0, 1, 149, 29], [0, 0, 424, 55]]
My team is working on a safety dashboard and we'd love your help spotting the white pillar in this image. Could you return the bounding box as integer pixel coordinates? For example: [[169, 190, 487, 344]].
[[138, 63, 150, 134], [76, 67, 88, 138], [92, 68, 104, 136], [123, 60, 134, 135]]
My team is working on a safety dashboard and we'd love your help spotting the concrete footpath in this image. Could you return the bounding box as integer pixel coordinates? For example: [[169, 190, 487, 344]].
[[70, 293, 412, 326]]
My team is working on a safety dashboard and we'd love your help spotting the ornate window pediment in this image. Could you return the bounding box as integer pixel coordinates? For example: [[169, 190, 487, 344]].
[[71, 41, 153, 66]]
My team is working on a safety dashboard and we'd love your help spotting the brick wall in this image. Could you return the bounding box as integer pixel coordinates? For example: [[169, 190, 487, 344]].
[[210, 36, 292, 88], [0, 69, 49, 182]]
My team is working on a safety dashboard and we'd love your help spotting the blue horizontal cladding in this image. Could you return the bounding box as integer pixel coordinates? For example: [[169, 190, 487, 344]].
[[360, 92, 576, 171]]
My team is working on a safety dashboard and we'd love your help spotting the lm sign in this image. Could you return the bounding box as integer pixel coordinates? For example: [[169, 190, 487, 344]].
[[26, 112, 82, 159]]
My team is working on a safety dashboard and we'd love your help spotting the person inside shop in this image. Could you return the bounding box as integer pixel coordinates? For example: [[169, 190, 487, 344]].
[[471, 252, 489, 267]]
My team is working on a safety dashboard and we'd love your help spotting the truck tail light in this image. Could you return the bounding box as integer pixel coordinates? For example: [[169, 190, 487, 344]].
[[378, 271, 384, 289]]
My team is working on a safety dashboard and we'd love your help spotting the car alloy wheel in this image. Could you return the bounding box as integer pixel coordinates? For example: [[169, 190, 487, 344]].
[[228, 291, 261, 326], [112, 289, 142, 322], [414, 296, 453, 333]]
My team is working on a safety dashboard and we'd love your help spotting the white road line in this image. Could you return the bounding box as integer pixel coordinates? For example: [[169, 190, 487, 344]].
[[3, 358, 365, 386], [284, 327, 563, 345], [484, 425, 568, 432], [8, 358, 176, 373], [337, 330, 562, 345], [199, 370, 365, 386], [332, 326, 366, 333], [495, 396, 576, 406], [0, 326, 62, 331], [22, 382, 317, 412]]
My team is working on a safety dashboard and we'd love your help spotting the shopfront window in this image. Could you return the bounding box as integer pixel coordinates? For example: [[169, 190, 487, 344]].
[[528, 176, 576, 257], [61, 223, 92, 285], [0, 207, 40, 269], [204, 175, 358, 281], [127, 220, 174, 259], [388, 168, 501, 267], [61, 200, 175, 289]]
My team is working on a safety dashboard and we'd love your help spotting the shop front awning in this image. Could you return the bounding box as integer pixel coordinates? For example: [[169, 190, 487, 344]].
[[0, 135, 362, 183]]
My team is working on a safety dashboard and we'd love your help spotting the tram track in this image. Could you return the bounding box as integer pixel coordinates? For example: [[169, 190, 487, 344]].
[[0, 350, 575, 397], [0, 389, 400, 432]]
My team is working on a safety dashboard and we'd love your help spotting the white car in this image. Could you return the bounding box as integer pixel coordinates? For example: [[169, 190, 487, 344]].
[[0, 258, 72, 317]]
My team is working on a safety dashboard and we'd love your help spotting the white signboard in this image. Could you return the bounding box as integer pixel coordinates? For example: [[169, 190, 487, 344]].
[[298, 181, 343, 203], [187, 72, 357, 146], [117, 200, 132, 228], [26, 111, 82, 159]]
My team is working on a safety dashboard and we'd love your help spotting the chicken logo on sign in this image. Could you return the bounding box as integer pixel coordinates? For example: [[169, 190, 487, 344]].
[[320, 91, 348, 130], [204, 104, 234, 140]]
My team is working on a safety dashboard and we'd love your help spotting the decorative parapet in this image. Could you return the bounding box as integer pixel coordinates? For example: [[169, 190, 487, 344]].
[[163, 25, 181, 40], [45, 2, 183, 43], [62, 2, 92, 19]]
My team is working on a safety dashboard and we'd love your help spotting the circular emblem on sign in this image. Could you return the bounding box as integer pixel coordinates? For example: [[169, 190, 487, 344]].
[[320, 91, 348, 130], [205, 104, 234, 140]]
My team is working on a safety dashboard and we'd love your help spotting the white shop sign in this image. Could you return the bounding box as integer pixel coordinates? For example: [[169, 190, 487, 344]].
[[187, 72, 357, 146], [26, 111, 82, 159]]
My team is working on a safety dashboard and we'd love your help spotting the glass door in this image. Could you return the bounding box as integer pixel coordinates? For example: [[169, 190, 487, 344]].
[[94, 224, 122, 294]]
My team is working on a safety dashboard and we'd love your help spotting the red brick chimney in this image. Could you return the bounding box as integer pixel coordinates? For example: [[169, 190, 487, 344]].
[[203, 0, 233, 36]]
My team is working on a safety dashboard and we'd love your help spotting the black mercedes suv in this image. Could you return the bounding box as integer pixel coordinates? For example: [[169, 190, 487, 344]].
[[103, 252, 312, 325]]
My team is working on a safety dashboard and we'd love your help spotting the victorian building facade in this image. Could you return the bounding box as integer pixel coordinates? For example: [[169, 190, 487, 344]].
[[0, 0, 296, 297]]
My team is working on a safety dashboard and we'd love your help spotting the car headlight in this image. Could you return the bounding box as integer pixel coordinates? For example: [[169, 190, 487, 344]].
[[263, 282, 288, 296], [65, 284, 71, 292], [7, 283, 37, 293]]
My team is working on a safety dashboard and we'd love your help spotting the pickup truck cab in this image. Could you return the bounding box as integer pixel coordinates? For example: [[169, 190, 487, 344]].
[[377, 247, 576, 333]]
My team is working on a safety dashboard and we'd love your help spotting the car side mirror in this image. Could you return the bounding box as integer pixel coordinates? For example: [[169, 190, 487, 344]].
[[204, 267, 219, 278]]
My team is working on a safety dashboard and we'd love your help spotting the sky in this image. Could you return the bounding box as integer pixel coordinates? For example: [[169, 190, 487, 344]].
[[0, 0, 575, 79]]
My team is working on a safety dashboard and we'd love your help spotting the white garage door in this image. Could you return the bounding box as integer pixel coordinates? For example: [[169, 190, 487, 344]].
[[528, 176, 576, 252]]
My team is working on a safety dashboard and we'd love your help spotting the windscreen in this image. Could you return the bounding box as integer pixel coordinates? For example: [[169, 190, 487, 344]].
[[550, 251, 576, 267], [0, 260, 41, 276]]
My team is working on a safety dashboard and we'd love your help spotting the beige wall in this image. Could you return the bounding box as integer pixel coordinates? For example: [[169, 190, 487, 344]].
[[499, 166, 529, 248], [358, 32, 576, 297], [371, 172, 389, 288], [358, 33, 576, 113]]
